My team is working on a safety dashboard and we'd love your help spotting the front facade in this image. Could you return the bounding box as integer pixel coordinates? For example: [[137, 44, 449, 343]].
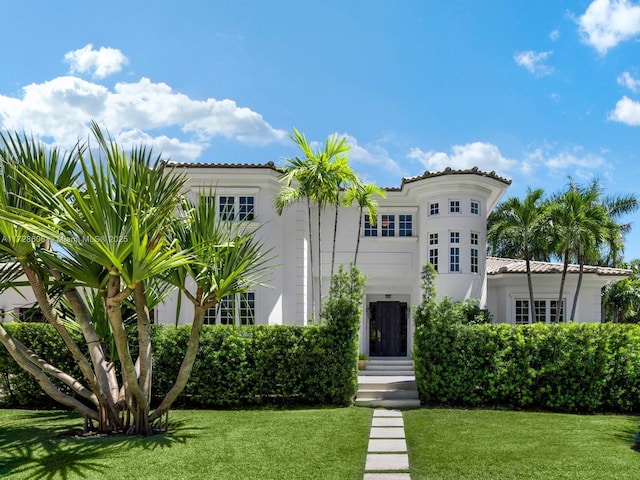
[[158, 163, 512, 357], [0, 163, 628, 356]]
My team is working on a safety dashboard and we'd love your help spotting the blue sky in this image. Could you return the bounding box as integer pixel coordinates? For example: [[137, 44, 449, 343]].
[[2, 1, 640, 260]]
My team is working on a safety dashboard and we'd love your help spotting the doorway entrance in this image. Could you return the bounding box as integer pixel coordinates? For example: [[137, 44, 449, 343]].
[[369, 301, 408, 357]]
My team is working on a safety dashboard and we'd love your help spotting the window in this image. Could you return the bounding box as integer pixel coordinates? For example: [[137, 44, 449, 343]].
[[398, 215, 412, 237], [471, 200, 479, 215], [239, 196, 255, 221], [219, 196, 235, 220], [363, 213, 413, 237], [429, 233, 438, 245], [471, 248, 478, 273], [450, 200, 460, 213], [515, 300, 529, 325], [471, 232, 479, 245], [215, 195, 256, 221], [204, 292, 256, 325], [429, 202, 439, 215], [450, 247, 460, 272], [381, 214, 395, 237], [364, 215, 377, 237], [450, 231, 460, 244], [429, 248, 438, 271], [550, 300, 565, 323], [514, 299, 565, 324]]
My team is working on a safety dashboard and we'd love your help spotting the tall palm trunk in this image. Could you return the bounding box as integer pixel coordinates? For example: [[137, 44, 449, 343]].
[[354, 206, 363, 265], [556, 249, 569, 323], [307, 199, 316, 320], [524, 244, 537, 322], [331, 190, 340, 279], [570, 254, 585, 321], [317, 205, 323, 317]]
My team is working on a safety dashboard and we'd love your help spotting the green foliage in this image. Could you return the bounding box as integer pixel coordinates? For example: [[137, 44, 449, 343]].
[[0, 319, 360, 408], [414, 319, 640, 413], [0, 323, 83, 408]]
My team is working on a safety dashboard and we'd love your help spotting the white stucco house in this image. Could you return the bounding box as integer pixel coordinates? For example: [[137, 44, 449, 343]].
[[0, 162, 630, 357]]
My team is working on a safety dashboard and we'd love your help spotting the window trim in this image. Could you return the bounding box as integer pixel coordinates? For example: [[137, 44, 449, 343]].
[[513, 298, 565, 324]]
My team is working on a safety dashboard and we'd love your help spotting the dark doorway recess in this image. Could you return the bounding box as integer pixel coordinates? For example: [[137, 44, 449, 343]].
[[369, 301, 408, 357]]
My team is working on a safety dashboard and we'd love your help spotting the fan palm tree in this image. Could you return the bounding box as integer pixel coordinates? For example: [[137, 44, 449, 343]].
[[487, 188, 546, 323], [344, 181, 387, 265]]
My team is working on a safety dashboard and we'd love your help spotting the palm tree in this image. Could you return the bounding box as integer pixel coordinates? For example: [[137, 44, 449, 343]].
[[276, 128, 351, 318], [151, 192, 272, 421], [328, 155, 356, 280], [487, 188, 546, 323], [0, 124, 271, 435], [548, 180, 608, 322], [344, 181, 387, 265]]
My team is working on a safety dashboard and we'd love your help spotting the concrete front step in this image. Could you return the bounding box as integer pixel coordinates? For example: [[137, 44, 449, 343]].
[[357, 360, 420, 408], [356, 398, 421, 408], [357, 389, 419, 400]]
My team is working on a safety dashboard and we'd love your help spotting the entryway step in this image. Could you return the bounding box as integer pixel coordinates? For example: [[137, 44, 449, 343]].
[[357, 361, 420, 409], [357, 389, 419, 400], [356, 398, 421, 408]]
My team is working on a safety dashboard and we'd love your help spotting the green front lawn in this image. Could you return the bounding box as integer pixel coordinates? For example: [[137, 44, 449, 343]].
[[404, 408, 640, 480], [0, 407, 371, 480]]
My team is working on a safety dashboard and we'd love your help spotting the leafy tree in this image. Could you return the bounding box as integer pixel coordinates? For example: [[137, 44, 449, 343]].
[[344, 181, 386, 265], [0, 125, 270, 435], [488, 188, 546, 322]]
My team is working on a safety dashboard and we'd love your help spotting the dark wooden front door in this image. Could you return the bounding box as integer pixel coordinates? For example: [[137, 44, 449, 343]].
[[369, 301, 408, 357]]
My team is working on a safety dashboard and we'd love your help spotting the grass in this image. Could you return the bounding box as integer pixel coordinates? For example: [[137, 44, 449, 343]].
[[404, 408, 640, 480], [0, 407, 371, 480]]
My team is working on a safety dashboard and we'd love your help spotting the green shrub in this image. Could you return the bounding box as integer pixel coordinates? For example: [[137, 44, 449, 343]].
[[414, 318, 640, 413]]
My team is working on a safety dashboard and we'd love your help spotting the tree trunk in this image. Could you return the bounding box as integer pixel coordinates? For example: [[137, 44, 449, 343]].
[[317, 205, 322, 317], [556, 250, 569, 323], [331, 191, 339, 280], [105, 276, 150, 434], [525, 246, 537, 323], [307, 200, 315, 321], [354, 206, 363, 266], [570, 255, 585, 321], [134, 282, 153, 406], [150, 304, 208, 422]]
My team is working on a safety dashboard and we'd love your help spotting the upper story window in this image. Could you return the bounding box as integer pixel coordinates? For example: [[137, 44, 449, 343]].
[[364, 213, 414, 237], [216, 195, 256, 221], [364, 215, 378, 237], [450, 200, 460, 213], [429, 248, 438, 272], [450, 231, 460, 244], [470, 200, 480, 215], [471, 232, 479, 245], [471, 248, 479, 273], [381, 215, 395, 237], [429, 233, 438, 245], [429, 203, 439, 216], [398, 215, 412, 237]]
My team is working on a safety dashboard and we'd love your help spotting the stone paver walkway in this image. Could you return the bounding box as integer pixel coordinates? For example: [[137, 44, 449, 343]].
[[363, 409, 411, 480]]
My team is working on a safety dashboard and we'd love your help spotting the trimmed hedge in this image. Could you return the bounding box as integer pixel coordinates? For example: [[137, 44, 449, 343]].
[[0, 321, 359, 410], [152, 323, 357, 407], [414, 320, 640, 413]]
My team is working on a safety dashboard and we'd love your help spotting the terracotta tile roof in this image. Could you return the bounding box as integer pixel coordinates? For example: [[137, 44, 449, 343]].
[[487, 256, 631, 277], [385, 166, 512, 191], [164, 161, 285, 173], [164, 162, 511, 190]]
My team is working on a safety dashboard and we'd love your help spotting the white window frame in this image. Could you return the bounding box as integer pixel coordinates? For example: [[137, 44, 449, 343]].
[[429, 202, 439, 216], [204, 292, 256, 325], [470, 200, 480, 215], [513, 298, 565, 324], [450, 200, 461, 213]]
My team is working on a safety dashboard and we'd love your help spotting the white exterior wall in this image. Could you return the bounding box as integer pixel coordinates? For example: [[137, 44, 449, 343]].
[[487, 273, 614, 324]]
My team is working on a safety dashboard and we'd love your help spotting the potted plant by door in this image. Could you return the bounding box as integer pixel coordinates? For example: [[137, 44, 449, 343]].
[[358, 354, 368, 370]]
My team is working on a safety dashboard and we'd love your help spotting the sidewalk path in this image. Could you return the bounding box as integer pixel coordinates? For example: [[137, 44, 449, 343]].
[[363, 409, 411, 480]]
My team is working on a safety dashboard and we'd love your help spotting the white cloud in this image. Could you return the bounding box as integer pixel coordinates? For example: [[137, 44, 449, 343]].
[[617, 71, 640, 91], [514, 50, 554, 76], [407, 142, 516, 177], [343, 134, 408, 180], [0, 73, 287, 160], [609, 95, 640, 124], [549, 29, 561, 41], [577, 0, 640, 55], [524, 144, 611, 180], [65, 44, 129, 79]]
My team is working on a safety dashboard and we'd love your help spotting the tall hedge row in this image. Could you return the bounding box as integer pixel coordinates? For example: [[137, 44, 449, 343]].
[[0, 322, 358, 409], [414, 320, 640, 413]]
